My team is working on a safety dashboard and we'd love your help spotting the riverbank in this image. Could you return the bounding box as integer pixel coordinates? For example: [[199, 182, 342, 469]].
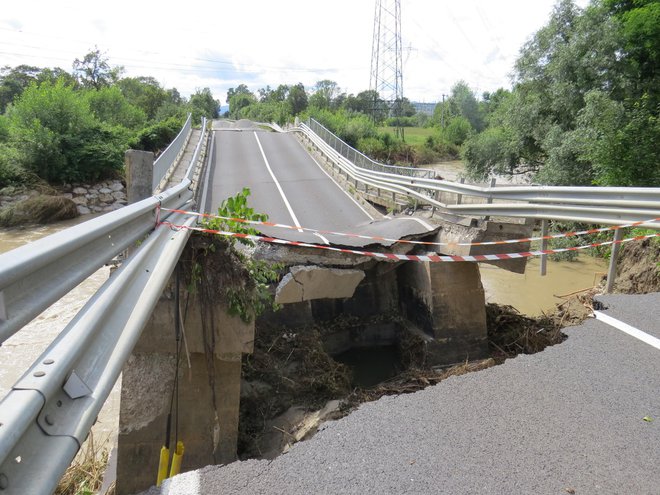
[[0, 178, 126, 227]]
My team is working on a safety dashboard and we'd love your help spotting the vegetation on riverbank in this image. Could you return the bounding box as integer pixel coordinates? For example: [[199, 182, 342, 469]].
[[224, 0, 658, 188], [0, 49, 220, 189]]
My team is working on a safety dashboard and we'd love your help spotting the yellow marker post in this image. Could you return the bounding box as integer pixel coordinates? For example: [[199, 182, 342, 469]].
[[156, 445, 170, 486], [169, 441, 185, 478]]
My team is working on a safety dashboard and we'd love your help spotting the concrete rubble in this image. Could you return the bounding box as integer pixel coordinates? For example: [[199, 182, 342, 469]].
[[275, 266, 365, 303]]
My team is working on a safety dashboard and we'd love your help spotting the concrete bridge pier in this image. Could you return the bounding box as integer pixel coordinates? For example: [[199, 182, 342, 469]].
[[115, 271, 254, 495], [398, 261, 488, 364]]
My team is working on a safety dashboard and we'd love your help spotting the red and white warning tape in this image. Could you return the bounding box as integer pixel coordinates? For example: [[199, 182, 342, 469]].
[[159, 220, 659, 263], [160, 207, 660, 248]]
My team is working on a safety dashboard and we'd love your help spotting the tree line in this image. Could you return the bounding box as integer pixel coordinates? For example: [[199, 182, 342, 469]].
[[2, 0, 656, 189], [225, 0, 658, 187], [0, 49, 220, 186]]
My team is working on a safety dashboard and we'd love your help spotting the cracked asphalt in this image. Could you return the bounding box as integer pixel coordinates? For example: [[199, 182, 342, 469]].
[[139, 292, 659, 495]]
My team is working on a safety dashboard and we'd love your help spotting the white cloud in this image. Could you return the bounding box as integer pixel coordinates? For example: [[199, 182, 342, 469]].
[[1, 0, 590, 103]]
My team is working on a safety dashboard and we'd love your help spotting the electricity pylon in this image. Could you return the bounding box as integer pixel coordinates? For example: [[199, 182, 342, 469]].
[[369, 0, 404, 139]]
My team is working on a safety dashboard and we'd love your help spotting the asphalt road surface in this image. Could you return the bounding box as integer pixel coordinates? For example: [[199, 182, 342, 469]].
[[143, 292, 659, 495], [205, 123, 434, 247]]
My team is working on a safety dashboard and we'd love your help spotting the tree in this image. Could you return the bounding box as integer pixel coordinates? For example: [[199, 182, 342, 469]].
[[0, 65, 42, 112], [7, 80, 126, 182], [85, 86, 147, 129], [433, 83, 483, 129], [226, 84, 252, 104], [286, 83, 308, 115], [603, 0, 660, 103], [189, 87, 220, 121], [308, 80, 340, 109], [227, 85, 256, 118], [462, 0, 659, 186], [574, 90, 659, 186], [72, 48, 123, 89], [117, 76, 169, 120]]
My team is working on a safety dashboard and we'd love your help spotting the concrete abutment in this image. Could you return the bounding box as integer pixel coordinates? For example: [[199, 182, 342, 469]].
[[115, 270, 253, 495]]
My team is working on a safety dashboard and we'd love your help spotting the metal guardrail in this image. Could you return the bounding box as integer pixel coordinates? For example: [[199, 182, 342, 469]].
[[0, 117, 210, 494], [153, 113, 193, 191], [298, 123, 660, 229], [307, 118, 436, 179]]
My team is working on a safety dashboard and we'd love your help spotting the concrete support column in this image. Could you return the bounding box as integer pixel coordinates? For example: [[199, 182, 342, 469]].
[[398, 261, 488, 365], [125, 150, 154, 203], [115, 268, 254, 495]]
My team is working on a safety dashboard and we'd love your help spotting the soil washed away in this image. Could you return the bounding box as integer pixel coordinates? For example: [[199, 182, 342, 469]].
[[333, 345, 401, 388], [237, 301, 574, 461]]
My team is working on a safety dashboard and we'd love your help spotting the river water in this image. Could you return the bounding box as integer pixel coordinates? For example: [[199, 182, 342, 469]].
[[0, 217, 120, 448]]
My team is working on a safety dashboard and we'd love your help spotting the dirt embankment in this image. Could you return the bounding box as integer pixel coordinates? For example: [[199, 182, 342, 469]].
[[613, 237, 660, 294]]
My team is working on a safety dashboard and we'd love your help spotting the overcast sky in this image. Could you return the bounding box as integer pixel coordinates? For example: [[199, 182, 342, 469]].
[[1, 0, 590, 103]]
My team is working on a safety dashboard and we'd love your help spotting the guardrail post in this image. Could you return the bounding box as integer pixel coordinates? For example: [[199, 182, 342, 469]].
[[484, 177, 496, 221], [540, 219, 549, 276], [605, 228, 624, 293], [126, 150, 155, 204], [456, 177, 465, 205]]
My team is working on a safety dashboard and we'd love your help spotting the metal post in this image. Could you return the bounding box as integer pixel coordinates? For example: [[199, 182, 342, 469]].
[[605, 228, 624, 293], [484, 177, 496, 221], [540, 219, 549, 276], [457, 177, 465, 205]]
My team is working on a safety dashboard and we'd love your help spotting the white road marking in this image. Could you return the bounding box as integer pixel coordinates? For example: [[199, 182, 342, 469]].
[[313, 232, 330, 244], [296, 139, 375, 221], [593, 310, 660, 351], [254, 133, 303, 233]]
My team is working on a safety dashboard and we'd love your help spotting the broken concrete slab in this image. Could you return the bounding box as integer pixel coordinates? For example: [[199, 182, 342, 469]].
[[275, 266, 366, 304]]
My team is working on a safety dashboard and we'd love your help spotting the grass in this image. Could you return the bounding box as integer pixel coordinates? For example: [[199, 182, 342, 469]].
[[55, 433, 111, 495], [378, 126, 434, 146]]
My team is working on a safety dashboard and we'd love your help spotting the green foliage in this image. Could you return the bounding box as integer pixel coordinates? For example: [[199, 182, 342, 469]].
[[0, 144, 28, 187], [462, 0, 659, 186], [442, 116, 473, 146], [227, 84, 257, 118], [189, 87, 220, 121], [1, 53, 220, 187], [462, 127, 520, 179], [433, 81, 484, 131], [117, 76, 170, 120], [85, 86, 147, 129], [130, 116, 185, 154], [308, 80, 340, 110], [287, 83, 308, 115], [0, 65, 42, 113], [6, 79, 126, 182], [72, 48, 123, 90], [575, 91, 660, 186], [208, 187, 268, 247], [201, 188, 281, 322]]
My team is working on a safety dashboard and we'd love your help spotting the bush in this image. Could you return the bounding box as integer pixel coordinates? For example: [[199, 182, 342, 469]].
[[442, 116, 473, 146], [385, 116, 417, 127], [130, 116, 185, 155], [0, 144, 28, 187], [62, 123, 130, 182]]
